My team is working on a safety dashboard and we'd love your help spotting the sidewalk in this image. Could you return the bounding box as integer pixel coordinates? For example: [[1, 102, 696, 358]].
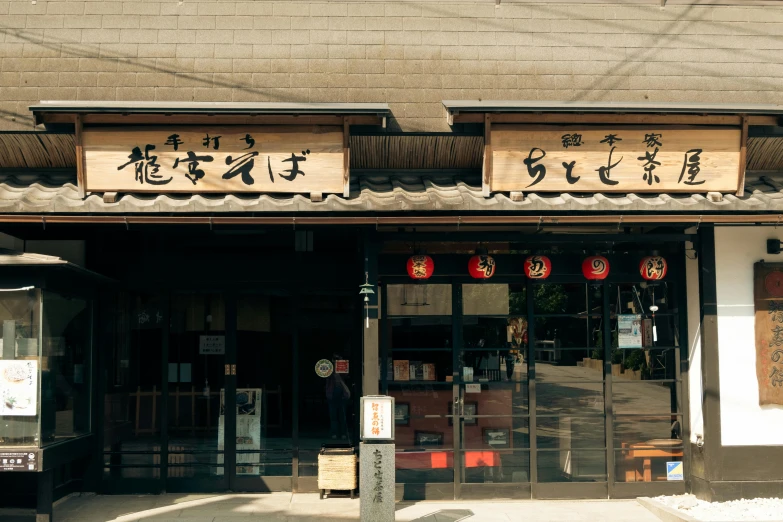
[[3, 492, 661, 522]]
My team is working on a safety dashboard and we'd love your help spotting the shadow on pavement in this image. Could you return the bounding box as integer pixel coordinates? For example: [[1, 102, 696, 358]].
[[408, 509, 475, 522]]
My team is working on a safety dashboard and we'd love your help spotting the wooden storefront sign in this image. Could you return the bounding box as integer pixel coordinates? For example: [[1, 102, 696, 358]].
[[754, 262, 783, 406], [81, 125, 346, 195], [487, 125, 742, 194]]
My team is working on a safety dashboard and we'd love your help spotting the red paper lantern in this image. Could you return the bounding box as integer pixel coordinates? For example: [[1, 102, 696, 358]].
[[582, 255, 610, 280], [639, 256, 668, 281], [407, 255, 434, 280], [468, 254, 496, 279], [524, 255, 552, 279]]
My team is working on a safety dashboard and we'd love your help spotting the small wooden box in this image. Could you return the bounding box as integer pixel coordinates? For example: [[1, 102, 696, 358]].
[[318, 447, 357, 494]]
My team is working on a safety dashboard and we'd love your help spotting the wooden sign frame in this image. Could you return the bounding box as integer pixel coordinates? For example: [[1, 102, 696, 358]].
[[479, 115, 748, 198], [67, 114, 383, 199]]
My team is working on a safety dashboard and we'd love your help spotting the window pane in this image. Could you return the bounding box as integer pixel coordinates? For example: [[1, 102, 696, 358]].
[[103, 452, 160, 479], [462, 450, 530, 483], [462, 284, 526, 316], [457, 382, 528, 417], [536, 416, 605, 450], [461, 316, 528, 382], [537, 382, 603, 415], [532, 284, 600, 315], [0, 289, 40, 447], [461, 417, 529, 450], [533, 317, 597, 350], [614, 416, 683, 448], [615, 447, 683, 483], [612, 382, 677, 415], [389, 318, 452, 382], [390, 385, 451, 451], [536, 363, 602, 383], [396, 450, 454, 484], [387, 285, 452, 316], [537, 450, 606, 482], [42, 291, 90, 443], [103, 294, 164, 483]]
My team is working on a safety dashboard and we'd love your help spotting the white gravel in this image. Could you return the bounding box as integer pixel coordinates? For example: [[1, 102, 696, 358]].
[[655, 494, 783, 521]]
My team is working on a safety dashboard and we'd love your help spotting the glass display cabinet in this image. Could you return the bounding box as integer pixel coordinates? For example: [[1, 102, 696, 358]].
[[0, 250, 108, 521]]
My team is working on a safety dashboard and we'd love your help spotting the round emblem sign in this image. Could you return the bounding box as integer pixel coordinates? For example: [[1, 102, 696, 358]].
[[315, 359, 334, 378], [766, 271, 783, 297], [524, 255, 552, 279]]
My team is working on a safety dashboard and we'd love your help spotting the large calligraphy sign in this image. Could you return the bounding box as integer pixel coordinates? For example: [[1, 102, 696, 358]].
[[489, 125, 741, 193], [82, 125, 345, 194], [754, 262, 783, 406]]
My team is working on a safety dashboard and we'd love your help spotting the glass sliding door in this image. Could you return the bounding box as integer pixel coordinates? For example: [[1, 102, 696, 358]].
[[232, 294, 293, 491], [610, 282, 686, 497], [385, 284, 455, 500], [167, 293, 229, 491], [532, 282, 607, 498], [458, 283, 531, 499]]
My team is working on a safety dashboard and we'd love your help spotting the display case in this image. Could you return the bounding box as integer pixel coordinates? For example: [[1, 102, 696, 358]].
[[0, 250, 108, 521]]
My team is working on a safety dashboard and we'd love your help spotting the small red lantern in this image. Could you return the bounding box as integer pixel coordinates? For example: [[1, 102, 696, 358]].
[[582, 255, 610, 280], [468, 254, 496, 279], [524, 255, 552, 279], [407, 255, 434, 280], [640, 256, 667, 280]]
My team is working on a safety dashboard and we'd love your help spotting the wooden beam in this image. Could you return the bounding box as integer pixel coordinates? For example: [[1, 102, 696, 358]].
[[74, 114, 85, 199], [737, 115, 749, 197], [40, 113, 384, 126], [482, 113, 492, 198], [343, 117, 351, 198], [450, 112, 746, 126]]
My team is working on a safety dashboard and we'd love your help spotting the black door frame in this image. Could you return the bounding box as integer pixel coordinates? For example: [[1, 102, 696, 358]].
[[380, 249, 690, 500]]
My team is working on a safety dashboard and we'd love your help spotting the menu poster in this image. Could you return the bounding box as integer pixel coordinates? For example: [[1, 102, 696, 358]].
[[217, 388, 262, 475], [618, 314, 643, 349], [0, 360, 38, 416], [393, 360, 410, 381]]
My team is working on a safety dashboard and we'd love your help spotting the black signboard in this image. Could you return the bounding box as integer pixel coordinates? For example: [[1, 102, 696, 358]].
[[0, 451, 37, 471]]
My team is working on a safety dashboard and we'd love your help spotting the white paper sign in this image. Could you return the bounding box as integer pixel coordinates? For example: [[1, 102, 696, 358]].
[[199, 335, 225, 355], [465, 383, 481, 394], [0, 360, 38, 416], [618, 314, 642, 349], [361, 395, 394, 441]]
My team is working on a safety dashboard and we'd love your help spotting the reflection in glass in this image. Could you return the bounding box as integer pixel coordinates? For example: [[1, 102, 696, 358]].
[[104, 293, 164, 480], [462, 284, 525, 316], [462, 450, 530, 483], [537, 382, 603, 415], [537, 450, 607, 482], [0, 289, 40, 447], [395, 449, 454, 484], [168, 293, 225, 480], [614, 416, 683, 448], [387, 285, 452, 316], [532, 284, 599, 315], [462, 317, 528, 382], [616, 448, 683, 482], [234, 295, 293, 477], [612, 382, 677, 415], [461, 417, 529, 450], [42, 291, 90, 444], [536, 416, 605, 450]]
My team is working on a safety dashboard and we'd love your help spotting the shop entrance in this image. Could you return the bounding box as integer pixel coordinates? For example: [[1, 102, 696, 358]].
[[381, 252, 687, 500], [97, 227, 364, 494], [104, 289, 360, 494]]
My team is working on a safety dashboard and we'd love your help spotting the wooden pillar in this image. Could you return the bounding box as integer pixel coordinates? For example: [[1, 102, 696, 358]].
[[362, 231, 380, 396]]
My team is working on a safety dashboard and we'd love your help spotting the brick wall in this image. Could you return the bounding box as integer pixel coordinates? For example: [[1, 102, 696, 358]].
[[1, 1, 782, 131]]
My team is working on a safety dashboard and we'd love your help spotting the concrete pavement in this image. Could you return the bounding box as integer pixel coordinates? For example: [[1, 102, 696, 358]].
[[2, 492, 662, 522]]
